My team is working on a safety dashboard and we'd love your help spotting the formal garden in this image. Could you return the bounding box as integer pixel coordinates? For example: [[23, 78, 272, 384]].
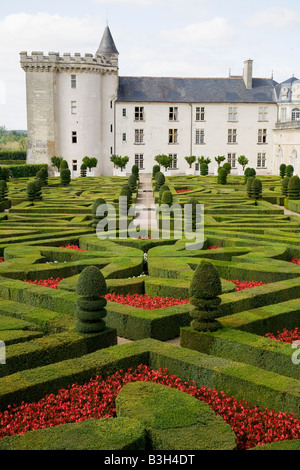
[[0, 157, 300, 451]]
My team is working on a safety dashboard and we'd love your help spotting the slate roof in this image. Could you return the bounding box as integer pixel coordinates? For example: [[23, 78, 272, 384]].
[[275, 76, 300, 102], [96, 26, 119, 55], [117, 76, 278, 104]]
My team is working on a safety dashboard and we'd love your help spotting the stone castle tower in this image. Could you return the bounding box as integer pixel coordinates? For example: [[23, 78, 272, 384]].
[[20, 26, 119, 176]]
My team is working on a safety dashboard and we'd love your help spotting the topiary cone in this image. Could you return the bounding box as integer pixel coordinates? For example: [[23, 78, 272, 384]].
[[75, 266, 108, 333], [189, 259, 222, 332]]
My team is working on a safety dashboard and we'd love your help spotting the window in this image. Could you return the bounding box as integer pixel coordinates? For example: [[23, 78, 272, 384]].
[[135, 129, 144, 144], [292, 108, 300, 121], [169, 154, 178, 170], [110, 124, 113, 133], [169, 129, 178, 144], [122, 133, 127, 142], [196, 107, 205, 121], [135, 107, 144, 121], [135, 154, 144, 169], [228, 129, 237, 144], [258, 129, 267, 144], [72, 160, 77, 172], [228, 107, 238, 121], [258, 107, 268, 121], [227, 153, 236, 168], [72, 131, 77, 144], [280, 108, 287, 122], [169, 107, 178, 121], [257, 153, 266, 168], [71, 101, 77, 115], [122, 108, 127, 117], [110, 147, 113, 155], [71, 75, 76, 88], [195, 129, 205, 144], [110, 101, 113, 109]]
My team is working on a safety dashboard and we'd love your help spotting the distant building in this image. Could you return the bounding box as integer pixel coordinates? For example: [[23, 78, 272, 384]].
[[20, 27, 299, 177]]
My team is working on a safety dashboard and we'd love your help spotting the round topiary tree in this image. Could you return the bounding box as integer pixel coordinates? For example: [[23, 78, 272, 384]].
[[161, 190, 173, 206], [152, 165, 160, 178], [189, 259, 222, 332], [60, 160, 69, 170], [80, 163, 87, 177], [128, 174, 137, 192], [0, 180, 8, 202], [155, 172, 165, 191], [217, 167, 227, 185], [60, 168, 71, 186], [92, 197, 107, 229], [286, 165, 294, 178], [251, 177, 262, 202], [223, 162, 231, 175], [281, 176, 290, 196], [246, 176, 255, 198], [159, 184, 170, 202], [75, 266, 108, 333], [287, 175, 300, 200], [279, 163, 287, 179], [200, 163, 208, 176], [244, 167, 256, 184]]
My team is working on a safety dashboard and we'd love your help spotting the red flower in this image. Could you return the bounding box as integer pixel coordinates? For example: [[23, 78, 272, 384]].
[[207, 245, 222, 250], [24, 278, 64, 289], [59, 245, 87, 252], [290, 258, 300, 265], [0, 257, 4, 263], [227, 280, 269, 291], [105, 293, 189, 310], [265, 327, 300, 343]]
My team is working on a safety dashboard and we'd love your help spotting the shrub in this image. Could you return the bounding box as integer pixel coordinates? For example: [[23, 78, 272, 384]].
[[60, 168, 71, 186], [0, 150, 26, 161], [128, 174, 137, 192], [200, 163, 208, 176], [33, 179, 42, 201], [0, 167, 10, 181], [281, 176, 290, 196], [159, 184, 170, 202], [186, 197, 200, 231], [185, 156, 196, 168], [189, 259, 222, 332], [26, 182, 36, 203], [161, 190, 173, 206], [119, 185, 132, 212], [9, 164, 47, 178], [217, 168, 227, 185], [279, 164, 287, 179], [152, 165, 160, 178], [286, 165, 294, 178], [36, 168, 48, 186], [155, 172, 165, 191], [246, 176, 255, 198], [92, 198, 107, 229], [251, 178, 262, 201], [80, 164, 87, 177], [0, 180, 8, 201], [131, 164, 139, 179], [287, 175, 300, 200], [60, 160, 69, 170], [223, 162, 231, 175], [75, 266, 108, 333], [244, 168, 256, 183]]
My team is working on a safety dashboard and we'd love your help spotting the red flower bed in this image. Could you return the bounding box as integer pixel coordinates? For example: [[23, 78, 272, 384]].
[[105, 293, 189, 310], [228, 280, 269, 291], [176, 189, 191, 193], [24, 278, 64, 289], [59, 244, 87, 252], [265, 328, 300, 343], [0, 365, 299, 450], [207, 245, 222, 250], [290, 258, 300, 265], [0, 257, 4, 263]]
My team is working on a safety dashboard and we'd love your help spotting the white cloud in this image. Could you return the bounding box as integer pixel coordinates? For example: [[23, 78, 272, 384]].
[[158, 17, 235, 48], [248, 7, 300, 29]]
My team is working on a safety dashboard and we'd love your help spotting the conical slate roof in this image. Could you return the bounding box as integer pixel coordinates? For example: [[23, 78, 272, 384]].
[[96, 26, 118, 55]]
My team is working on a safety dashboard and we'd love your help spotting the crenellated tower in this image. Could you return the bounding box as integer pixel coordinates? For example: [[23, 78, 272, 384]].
[[20, 26, 119, 176]]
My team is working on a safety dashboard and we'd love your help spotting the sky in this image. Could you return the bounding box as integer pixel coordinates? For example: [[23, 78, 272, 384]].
[[0, 0, 300, 130]]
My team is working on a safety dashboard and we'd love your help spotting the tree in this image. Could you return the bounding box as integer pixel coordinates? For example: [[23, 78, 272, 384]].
[[152, 165, 160, 178], [159, 184, 170, 202], [281, 176, 290, 196], [285, 165, 294, 178], [251, 178, 262, 203], [155, 154, 173, 171], [0, 180, 8, 202], [287, 175, 300, 200], [111, 155, 129, 172], [33, 179, 43, 201], [80, 163, 87, 177], [51, 156, 63, 172], [128, 174, 137, 192], [189, 259, 222, 332], [75, 266, 108, 333], [161, 190, 173, 206], [238, 155, 249, 171], [198, 156, 211, 165], [60, 168, 71, 186], [60, 160, 69, 170], [155, 172, 165, 191], [184, 156, 196, 168], [244, 167, 256, 184], [217, 167, 227, 185], [200, 163, 208, 176], [279, 164, 287, 179], [18, 137, 27, 151], [92, 198, 107, 229], [82, 156, 98, 171], [186, 197, 199, 231], [223, 162, 231, 175], [215, 156, 226, 168], [246, 176, 255, 198], [36, 168, 48, 186], [131, 164, 139, 179]]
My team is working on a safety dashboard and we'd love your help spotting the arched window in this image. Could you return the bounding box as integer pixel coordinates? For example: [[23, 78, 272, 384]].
[[292, 108, 300, 121]]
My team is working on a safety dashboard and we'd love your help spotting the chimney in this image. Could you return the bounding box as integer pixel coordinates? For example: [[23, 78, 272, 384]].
[[243, 59, 253, 89]]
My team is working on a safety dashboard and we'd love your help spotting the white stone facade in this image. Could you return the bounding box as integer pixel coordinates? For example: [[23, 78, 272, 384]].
[[20, 28, 300, 177]]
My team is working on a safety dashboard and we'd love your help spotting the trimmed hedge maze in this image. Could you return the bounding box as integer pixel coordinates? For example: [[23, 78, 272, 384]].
[[0, 173, 300, 450]]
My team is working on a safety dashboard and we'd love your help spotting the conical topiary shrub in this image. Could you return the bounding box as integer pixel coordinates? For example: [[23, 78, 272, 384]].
[[287, 175, 300, 200], [75, 266, 108, 333], [155, 172, 165, 191], [244, 167, 256, 184], [189, 259, 222, 332], [128, 174, 137, 192], [281, 176, 290, 196], [159, 184, 170, 202], [26, 182, 36, 203], [60, 160, 69, 170], [119, 184, 132, 213], [152, 165, 160, 178], [34, 179, 43, 201], [131, 164, 139, 179], [92, 197, 107, 229], [186, 197, 199, 231], [200, 163, 208, 176], [251, 177, 262, 201], [80, 164, 87, 177], [286, 165, 294, 178], [217, 167, 227, 185], [161, 190, 173, 206], [60, 168, 71, 186], [36, 168, 48, 186], [246, 176, 255, 198]]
